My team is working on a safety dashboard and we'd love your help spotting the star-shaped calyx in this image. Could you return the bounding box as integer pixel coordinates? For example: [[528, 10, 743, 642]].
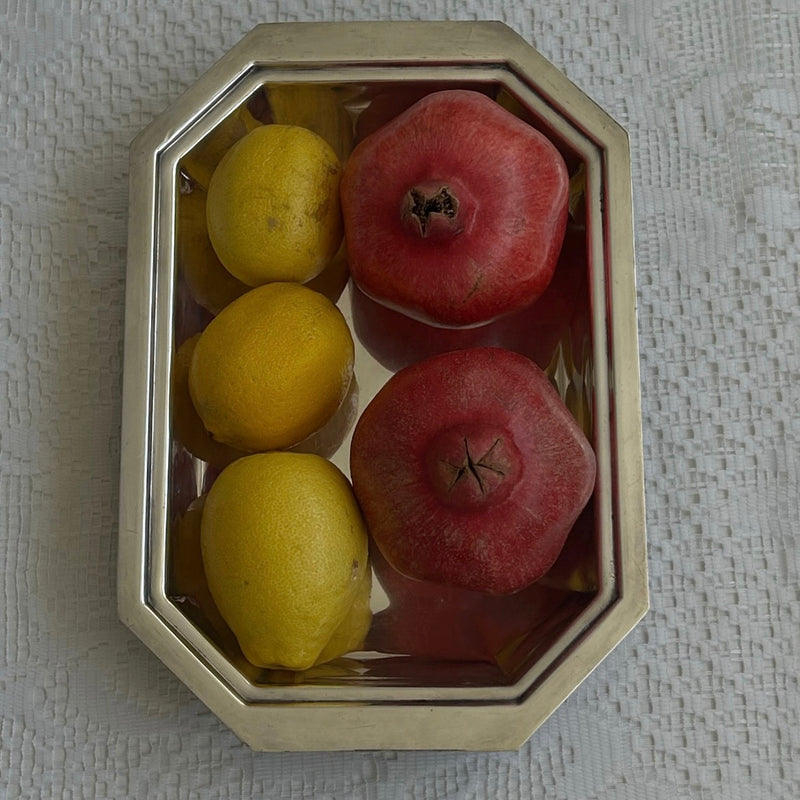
[[425, 423, 521, 509]]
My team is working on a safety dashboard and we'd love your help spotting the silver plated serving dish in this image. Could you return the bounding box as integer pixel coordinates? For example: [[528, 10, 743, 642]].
[[118, 20, 648, 751]]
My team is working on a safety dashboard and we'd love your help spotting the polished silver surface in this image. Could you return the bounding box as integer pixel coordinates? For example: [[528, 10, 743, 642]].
[[119, 20, 648, 751]]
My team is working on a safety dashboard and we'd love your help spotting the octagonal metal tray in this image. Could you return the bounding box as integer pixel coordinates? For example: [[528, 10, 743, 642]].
[[118, 20, 648, 751]]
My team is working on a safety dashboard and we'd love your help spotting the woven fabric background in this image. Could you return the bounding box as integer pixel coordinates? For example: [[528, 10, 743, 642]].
[[2, 1, 798, 798]]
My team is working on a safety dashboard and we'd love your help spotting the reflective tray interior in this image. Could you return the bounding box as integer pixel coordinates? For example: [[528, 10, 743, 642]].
[[161, 74, 608, 693]]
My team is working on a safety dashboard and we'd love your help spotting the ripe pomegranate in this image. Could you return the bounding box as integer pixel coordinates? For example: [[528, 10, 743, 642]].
[[350, 347, 596, 594], [340, 90, 569, 328]]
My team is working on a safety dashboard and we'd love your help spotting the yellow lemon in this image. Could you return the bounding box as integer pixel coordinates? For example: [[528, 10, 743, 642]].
[[169, 496, 240, 654], [200, 452, 371, 670], [312, 562, 372, 666], [176, 185, 250, 316], [171, 335, 247, 469], [206, 124, 343, 287], [177, 184, 348, 317], [188, 282, 354, 452]]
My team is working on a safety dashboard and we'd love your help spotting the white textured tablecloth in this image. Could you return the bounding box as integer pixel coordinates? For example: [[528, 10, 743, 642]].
[[2, 1, 798, 797]]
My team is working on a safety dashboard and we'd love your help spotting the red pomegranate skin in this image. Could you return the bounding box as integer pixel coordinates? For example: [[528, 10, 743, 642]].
[[340, 89, 570, 328], [350, 347, 596, 595], [349, 221, 589, 373], [354, 83, 498, 143], [366, 539, 570, 662]]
